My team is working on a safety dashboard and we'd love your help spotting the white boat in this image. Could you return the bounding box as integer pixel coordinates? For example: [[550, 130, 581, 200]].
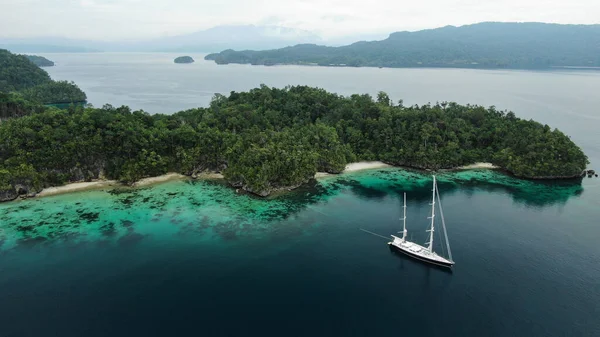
[[388, 175, 455, 268]]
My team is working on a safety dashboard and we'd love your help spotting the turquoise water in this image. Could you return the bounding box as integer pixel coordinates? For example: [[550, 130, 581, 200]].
[[0, 169, 586, 252], [1, 169, 599, 336]]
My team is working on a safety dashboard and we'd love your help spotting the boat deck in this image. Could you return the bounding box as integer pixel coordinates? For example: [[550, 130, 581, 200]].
[[389, 235, 454, 266]]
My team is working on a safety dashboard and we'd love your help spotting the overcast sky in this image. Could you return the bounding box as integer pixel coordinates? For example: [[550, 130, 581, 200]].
[[1, 0, 599, 40]]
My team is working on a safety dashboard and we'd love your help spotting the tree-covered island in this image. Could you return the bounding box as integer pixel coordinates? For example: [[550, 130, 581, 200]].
[[0, 49, 86, 105], [174, 56, 195, 64], [0, 84, 589, 202]]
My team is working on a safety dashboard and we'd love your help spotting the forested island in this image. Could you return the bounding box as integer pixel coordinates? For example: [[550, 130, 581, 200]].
[[24, 55, 54, 67], [174, 56, 194, 64], [0, 84, 589, 202], [0, 49, 86, 104], [205, 22, 600, 69]]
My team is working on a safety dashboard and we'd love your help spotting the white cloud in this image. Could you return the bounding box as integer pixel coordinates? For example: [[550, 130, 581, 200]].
[[0, 0, 598, 40]]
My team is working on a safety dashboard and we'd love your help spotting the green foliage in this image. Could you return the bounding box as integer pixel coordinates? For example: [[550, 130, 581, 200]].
[[205, 22, 600, 69], [0, 49, 51, 92], [0, 169, 12, 190], [24, 55, 55, 67], [0, 92, 45, 120], [21, 81, 87, 104], [0, 49, 87, 106], [0, 85, 589, 197]]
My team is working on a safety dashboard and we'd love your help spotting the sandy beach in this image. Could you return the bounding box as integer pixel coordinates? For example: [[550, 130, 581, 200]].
[[343, 161, 391, 172], [37, 172, 189, 199], [456, 162, 499, 170], [193, 171, 225, 179], [314, 161, 391, 178], [133, 172, 187, 187], [37, 180, 118, 197], [314, 161, 498, 179]]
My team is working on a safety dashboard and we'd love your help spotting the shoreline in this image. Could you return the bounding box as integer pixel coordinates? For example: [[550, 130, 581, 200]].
[[37, 180, 119, 197], [5, 161, 577, 202], [314, 161, 498, 179], [133, 173, 187, 187], [314, 161, 391, 178], [454, 162, 499, 170], [36, 172, 190, 199]]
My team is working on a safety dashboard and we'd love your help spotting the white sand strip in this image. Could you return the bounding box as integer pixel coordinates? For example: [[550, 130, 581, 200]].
[[314, 172, 331, 178], [37, 180, 118, 197], [315, 161, 391, 179], [133, 173, 187, 187], [194, 171, 225, 179], [343, 161, 391, 172], [456, 162, 499, 170]]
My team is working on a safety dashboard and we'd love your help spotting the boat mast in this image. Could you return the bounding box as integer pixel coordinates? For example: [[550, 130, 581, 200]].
[[426, 176, 436, 252], [401, 192, 407, 242], [436, 181, 453, 262]]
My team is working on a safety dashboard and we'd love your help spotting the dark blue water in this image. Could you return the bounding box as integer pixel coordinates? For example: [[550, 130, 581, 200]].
[[1, 55, 600, 336]]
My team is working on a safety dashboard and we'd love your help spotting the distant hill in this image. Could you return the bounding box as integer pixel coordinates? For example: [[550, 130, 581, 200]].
[[205, 22, 600, 69]]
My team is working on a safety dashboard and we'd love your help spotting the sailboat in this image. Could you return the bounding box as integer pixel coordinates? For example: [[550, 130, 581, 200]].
[[388, 175, 455, 268]]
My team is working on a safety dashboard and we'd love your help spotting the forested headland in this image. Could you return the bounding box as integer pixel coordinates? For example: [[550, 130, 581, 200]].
[[0, 49, 86, 105], [24, 55, 54, 67], [205, 22, 600, 69], [0, 85, 589, 201]]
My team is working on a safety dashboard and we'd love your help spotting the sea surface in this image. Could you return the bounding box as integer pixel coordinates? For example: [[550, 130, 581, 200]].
[[1, 53, 600, 336]]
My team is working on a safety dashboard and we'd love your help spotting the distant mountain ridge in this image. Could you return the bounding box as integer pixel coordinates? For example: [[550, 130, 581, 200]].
[[205, 22, 600, 69]]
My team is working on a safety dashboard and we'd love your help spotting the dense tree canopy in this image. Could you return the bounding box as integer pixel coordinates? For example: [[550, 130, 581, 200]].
[[0, 49, 51, 92], [0, 92, 45, 121], [21, 81, 87, 104], [0, 85, 588, 201], [205, 22, 600, 69], [0, 49, 86, 105]]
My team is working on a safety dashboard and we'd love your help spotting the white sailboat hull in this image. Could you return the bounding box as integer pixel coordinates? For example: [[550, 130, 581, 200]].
[[388, 236, 455, 268]]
